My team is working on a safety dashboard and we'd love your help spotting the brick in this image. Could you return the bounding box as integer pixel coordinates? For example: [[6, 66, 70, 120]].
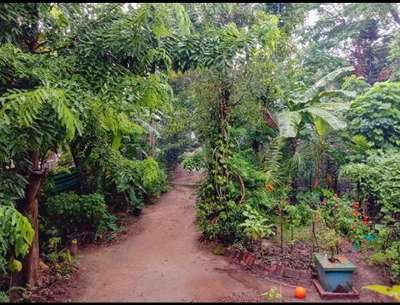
[[274, 264, 283, 275], [245, 254, 256, 267], [265, 265, 275, 273]]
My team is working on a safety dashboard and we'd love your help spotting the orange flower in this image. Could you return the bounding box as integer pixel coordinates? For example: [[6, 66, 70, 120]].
[[351, 201, 360, 209], [352, 210, 360, 217]]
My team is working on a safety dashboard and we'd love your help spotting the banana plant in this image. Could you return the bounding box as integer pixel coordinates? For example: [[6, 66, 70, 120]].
[[271, 66, 356, 189], [275, 66, 355, 139]]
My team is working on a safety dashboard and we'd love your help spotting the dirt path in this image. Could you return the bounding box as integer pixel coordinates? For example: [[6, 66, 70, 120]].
[[61, 166, 389, 302], [65, 166, 300, 302]]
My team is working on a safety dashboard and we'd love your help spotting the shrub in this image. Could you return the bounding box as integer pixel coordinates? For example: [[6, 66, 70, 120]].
[[239, 205, 275, 242], [40, 192, 117, 243], [197, 197, 245, 242], [87, 146, 167, 212], [181, 149, 205, 172], [139, 157, 168, 196], [0, 206, 34, 275], [196, 150, 281, 243], [340, 151, 400, 224], [348, 81, 400, 149]]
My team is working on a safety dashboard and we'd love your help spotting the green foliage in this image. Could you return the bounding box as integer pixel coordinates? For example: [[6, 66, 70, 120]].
[[239, 205, 275, 241], [139, 157, 167, 195], [87, 146, 167, 211], [44, 237, 75, 277], [2, 2, 400, 288], [318, 226, 341, 260], [181, 149, 205, 172], [197, 197, 245, 242], [319, 190, 355, 235], [285, 202, 313, 228], [0, 206, 34, 274], [363, 285, 400, 302], [262, 287, 282, 301], [368, 221, 400, 281], [369, 226, 400, 282], [0, 291, 9, 303], [340, 151, 400, 224], [348, 81, 400, 149], [41, 192, 117, 243]]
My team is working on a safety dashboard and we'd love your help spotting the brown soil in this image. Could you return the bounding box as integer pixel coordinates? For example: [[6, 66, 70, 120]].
[[253, 240, 314, 271], [39, 165, 393, 302]]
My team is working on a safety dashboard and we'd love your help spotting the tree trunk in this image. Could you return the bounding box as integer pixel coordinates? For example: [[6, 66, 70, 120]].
[[312, 144, 322, 189], [312, 162, 321, 189], [15, 152, 43, 287]]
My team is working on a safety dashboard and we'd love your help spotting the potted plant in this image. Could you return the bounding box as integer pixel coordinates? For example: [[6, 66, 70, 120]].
[[314, 226, 357, 292]]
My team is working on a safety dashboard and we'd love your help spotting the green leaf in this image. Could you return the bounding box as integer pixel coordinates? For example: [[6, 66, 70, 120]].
[[305, 106, 346, 130], [276, 111, 301, 138]]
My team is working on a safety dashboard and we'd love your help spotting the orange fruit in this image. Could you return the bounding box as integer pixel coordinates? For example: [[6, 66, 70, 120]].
[[294, 286, 306, 299]]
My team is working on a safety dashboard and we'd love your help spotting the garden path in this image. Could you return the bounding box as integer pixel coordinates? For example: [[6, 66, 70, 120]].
[[65, 165, 305, 302], [61, 165, 388, 302]]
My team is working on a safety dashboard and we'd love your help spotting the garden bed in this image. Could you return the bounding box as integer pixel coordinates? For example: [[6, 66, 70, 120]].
[[224, 240, 315, 286], [221, 238, 394, 302]]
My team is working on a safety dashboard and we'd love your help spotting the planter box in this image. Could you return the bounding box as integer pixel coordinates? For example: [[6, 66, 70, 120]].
[[314, 253, 356, 292]]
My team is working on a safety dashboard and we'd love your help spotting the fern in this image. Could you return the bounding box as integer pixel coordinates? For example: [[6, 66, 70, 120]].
[[263, 136, 286, 186]]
